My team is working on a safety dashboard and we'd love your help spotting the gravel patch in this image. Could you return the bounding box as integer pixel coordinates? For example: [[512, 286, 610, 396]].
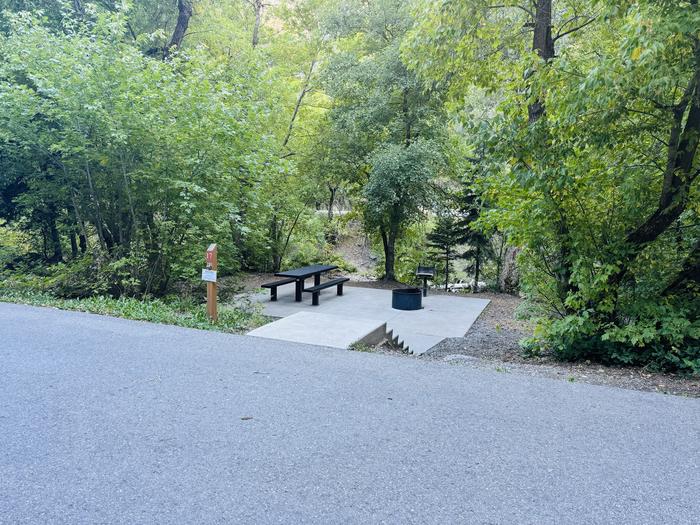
[[424, 294, 700, 398]]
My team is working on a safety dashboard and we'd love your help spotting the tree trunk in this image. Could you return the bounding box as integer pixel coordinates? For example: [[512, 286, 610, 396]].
[[385, 238, 396, 281], [164, 0, 193, 58], [67, 206, 82, 258], [280, 208, 304, 268], [79, 232, 87, 253], [499, 246, 520, 294], [69, 184, 91, 254], [327, 186, 336, 221], [282, 57, 317, 150], [609, 37, 700, 288], [494, 235, 505, 292], [251, 0, 263, 48], [120, 153, 138, 244], [46, 213, 63, 264], [381, 228, 396, 281], [84, 161, 108, 253], [474, 244, 481, 293], [532, 0, 576, 305], [270, 216, 281, 272], [272, 255, 282, 273], [554, 214, 574, 302], [102, 227, 115, 254], [444, 247, 449, 290], [497, 1, 555, 291], [70, 230, 79, 258], [528, 0, 554, 122]]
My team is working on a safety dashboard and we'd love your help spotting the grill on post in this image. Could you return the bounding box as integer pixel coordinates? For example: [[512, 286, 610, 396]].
[[416, 265, 435, 297]]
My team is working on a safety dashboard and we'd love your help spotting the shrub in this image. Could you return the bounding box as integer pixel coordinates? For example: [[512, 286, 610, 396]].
[[523, 302, 699, 375]]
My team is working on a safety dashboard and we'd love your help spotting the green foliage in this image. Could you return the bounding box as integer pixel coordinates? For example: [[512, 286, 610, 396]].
[[522, 301, 699, 374], [363, 140, 446, 279], [364, 140, 443, 233], [309, 0, 451, 280], [0, 219, 29, 267], [280, 213, 357, 273], [349, 341, 375, 352], [388, 220, 431, 284], [0, 285, 267, 333], [0, 7, 311, 294], [407, 0, 699, 373]]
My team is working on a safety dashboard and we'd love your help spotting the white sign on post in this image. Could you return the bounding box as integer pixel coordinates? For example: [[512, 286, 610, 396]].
[[201, 269, 217, 283]]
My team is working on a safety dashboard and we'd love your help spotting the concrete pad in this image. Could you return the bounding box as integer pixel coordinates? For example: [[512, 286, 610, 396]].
[[248, 285, 490, 355], [248, 311, 386, 349]]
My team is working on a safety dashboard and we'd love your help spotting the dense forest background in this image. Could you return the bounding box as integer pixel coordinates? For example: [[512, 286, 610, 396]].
[[0, 0, 697, 373]]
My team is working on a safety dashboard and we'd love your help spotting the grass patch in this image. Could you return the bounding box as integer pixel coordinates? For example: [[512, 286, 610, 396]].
[[349, 341, 376, 353], [0, 286, 269, 334]]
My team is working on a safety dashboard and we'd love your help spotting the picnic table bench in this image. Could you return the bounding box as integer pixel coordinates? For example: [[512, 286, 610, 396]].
[[271, 264, 339, 302], [261, 277, 296, 301], [304, 277, 349, 306]]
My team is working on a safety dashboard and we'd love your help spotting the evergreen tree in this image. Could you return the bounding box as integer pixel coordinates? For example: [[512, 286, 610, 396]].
[[427, 212, 466, 290], [457, 189, 492, 293]]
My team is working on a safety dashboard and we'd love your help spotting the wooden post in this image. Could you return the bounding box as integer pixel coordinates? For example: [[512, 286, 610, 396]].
[[206, 243, 218, 322]]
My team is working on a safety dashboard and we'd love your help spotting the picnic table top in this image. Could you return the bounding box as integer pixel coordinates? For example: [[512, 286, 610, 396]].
[[275, 264, 338, 279]]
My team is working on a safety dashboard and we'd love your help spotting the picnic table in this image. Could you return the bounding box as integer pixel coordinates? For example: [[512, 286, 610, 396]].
[[275, 264, 338, 302]]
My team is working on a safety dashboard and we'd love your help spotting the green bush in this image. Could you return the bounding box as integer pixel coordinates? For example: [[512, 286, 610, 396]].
[[522, 301, 700, 375], [0, 220, 30, 269]]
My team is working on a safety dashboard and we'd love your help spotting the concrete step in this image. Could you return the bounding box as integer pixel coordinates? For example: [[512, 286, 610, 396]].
[[248, 312, 386, 349], [383, 328, 408, 352], [249, 313, 441, 357], [385, 323, 444, 356]]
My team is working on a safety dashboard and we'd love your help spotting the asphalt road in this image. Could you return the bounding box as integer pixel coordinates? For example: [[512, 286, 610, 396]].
[[1, 303, 698, 524]]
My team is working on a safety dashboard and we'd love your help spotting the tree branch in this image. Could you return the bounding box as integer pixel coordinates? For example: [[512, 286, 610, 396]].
[[553, 16, 597, 43]]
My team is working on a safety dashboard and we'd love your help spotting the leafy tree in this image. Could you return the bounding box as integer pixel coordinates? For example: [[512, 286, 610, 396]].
[[0, 11, 285, 294], [406, 0, 597, 297], [363, 140, 443, 280], [407, 0, 700, 372], [315, 0, 449, 279]]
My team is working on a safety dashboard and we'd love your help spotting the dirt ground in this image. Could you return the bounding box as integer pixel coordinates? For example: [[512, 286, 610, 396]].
[[334, 221, 378, 278]]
